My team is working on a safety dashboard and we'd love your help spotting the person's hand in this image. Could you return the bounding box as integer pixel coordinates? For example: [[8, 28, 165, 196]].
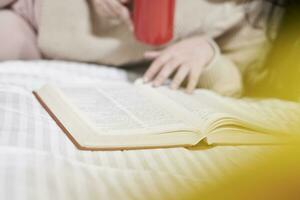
[[143, 37, 215, 93], [91, 0, 133, 30]]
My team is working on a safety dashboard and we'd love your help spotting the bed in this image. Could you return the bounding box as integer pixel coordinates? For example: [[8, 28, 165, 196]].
[[0, 61, 274, 200]]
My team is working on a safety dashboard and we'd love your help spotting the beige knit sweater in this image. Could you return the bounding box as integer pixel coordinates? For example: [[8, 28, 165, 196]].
[[38, 0, 281, 95]]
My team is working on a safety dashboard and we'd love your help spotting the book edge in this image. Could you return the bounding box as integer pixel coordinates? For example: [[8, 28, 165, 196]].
[[33, 90, 200, 151]]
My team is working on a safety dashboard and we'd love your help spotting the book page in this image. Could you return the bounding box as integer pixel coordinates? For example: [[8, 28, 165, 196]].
[[59, 82, 196, 135], [190, 90, 300, 134], [197, 94, 300, 135], [156, 87, 300, 135], [155, 87, 229, 131]]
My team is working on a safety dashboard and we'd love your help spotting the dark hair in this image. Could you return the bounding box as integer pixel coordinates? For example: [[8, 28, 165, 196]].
[[246, 1, 300, 101], [245, 0, 290, 41], [265, 0, 290, 40]]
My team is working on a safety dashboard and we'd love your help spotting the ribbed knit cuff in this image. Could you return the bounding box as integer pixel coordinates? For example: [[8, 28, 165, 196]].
[[198, 38, 243, 96], [198, 37, 222, 88], [204, 37, 221, 70]]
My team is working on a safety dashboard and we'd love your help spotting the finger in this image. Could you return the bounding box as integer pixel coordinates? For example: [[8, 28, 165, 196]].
[[120, 0, 131, 4], [143, 54, 171, 83], [170, 65, 190, 90], [153, 59, 181, 87], [105, 0, 122, 18], [186, 68, 202, 94], [144, 51, 161, 60], [94, 0, 113, 17], [108, 0, 133, 30]]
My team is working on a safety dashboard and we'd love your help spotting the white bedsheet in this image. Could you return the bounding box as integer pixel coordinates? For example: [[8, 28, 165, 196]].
[[0, 61, 273, 200]]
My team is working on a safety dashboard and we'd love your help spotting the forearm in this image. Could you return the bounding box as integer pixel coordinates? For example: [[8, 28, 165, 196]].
[[0, 0, 16, 8]]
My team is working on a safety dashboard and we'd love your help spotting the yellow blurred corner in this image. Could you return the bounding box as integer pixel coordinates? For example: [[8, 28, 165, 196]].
[[186, 138, 300, 200]]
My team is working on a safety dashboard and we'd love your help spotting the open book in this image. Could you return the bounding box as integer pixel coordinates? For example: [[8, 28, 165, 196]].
[[33, 80, 300, 150]]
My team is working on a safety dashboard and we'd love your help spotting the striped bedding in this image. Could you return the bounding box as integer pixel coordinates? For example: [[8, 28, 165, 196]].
[[0, 61, 273, 200]]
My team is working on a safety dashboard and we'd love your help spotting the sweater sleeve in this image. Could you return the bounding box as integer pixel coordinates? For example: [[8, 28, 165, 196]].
[[197, 22, 268, 97], [196, 1, 284, 96], [198, 38, 243, 97], [217, 3, 284, 89]]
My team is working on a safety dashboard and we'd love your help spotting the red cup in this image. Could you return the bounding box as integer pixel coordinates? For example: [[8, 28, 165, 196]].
[[132, 0, 175, 46]]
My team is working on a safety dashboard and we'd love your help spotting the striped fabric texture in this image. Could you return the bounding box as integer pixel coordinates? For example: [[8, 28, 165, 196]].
[[0, 61, 273, 200]]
